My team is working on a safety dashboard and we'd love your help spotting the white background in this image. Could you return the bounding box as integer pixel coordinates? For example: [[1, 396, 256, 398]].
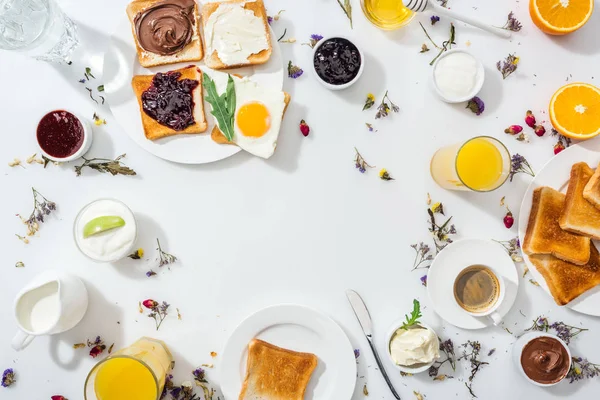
[[1, 0, 600, 399]]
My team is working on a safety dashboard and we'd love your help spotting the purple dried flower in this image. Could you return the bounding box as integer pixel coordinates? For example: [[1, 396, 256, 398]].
[[267, 16, 273, 24], [354, 349, 360, 359], [466, 96, 485, 115], [146, 270, 157, 277], [287, 61, 303, 79], [431, 15, 440, 25], [500, 12, 522, 32], [497, 53, 519, 79], [193, 367, 207, 383], [1, 368, 15, 387], [420, 274, 428, 286], [509, 154, 535, 182]]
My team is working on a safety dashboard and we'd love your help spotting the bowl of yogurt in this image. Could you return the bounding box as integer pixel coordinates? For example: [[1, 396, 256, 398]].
[[432, 49, 485, 103], [386, 321, 440, 374], [73, 199, 137, 263]]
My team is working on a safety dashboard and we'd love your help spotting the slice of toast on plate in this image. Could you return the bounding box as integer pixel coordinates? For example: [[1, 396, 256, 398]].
[[559, 162, 600, 239], [523, 186, 590, 265], [132, 65, 207, 141], [211, 92, 292, 145], [583, 161, 600, 210], [239, 339, 318, 400], [530, 245, 600, 305], [201, 0, 271, 70], [126, 0, 203, 68]]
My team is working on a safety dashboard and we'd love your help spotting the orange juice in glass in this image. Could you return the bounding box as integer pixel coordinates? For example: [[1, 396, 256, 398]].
[[430, 136, 511, 192], [360, 0, 414, 30], [84, 337, 173, 400]]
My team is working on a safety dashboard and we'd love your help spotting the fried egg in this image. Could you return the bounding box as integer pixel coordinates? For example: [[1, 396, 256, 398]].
[[207, 70, 286, 159]]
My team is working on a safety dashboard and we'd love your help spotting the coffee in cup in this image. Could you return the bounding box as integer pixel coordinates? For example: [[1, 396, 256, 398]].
[[453, 265, 504, 321]]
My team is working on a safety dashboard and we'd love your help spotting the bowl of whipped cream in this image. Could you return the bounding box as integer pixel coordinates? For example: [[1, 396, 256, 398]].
[[385, 321, 440, 374]]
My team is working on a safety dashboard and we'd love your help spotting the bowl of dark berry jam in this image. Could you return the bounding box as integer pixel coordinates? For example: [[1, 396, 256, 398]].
[[37, 110, 92, 162], [313, 36, 364, 90]]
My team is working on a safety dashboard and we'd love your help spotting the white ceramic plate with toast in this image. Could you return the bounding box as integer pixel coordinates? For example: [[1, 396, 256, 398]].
[[220, 304, 357, 400], [518, 137, 600, 316], [427, 239, 519, 330], [102, 12, 284, 164]]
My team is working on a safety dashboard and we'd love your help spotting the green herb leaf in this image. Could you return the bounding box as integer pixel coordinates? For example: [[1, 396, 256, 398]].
[[202, 73, 235, 142], [97, 84, 105, 92], [85, 67, 95, 79], [226, 74, 236, 130], [401, 299, 422, 330]]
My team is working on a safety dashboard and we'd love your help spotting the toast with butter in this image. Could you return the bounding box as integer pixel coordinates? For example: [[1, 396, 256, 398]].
[[202, 0, 272, 70], [239, 339, 317, 400], [583, 162, 600, 210], [126, 0, 203, 68], [132, 65, 207, 140], [523, 186, 591, 265], [559, 162, 600, 239], [530, 245, 600, 305]]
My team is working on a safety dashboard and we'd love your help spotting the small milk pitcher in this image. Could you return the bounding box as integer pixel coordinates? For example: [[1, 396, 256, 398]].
[[12, 270, 88, 351]]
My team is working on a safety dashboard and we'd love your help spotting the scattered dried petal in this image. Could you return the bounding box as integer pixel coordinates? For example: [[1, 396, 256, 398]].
[[363, 383, 369, 395]]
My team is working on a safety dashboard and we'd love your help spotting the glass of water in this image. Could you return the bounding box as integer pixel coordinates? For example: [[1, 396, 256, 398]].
[[0, 0, 78, 63]]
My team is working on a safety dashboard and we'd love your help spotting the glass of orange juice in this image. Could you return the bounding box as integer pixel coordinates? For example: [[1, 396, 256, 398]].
[[84, 337, 173, 400], [430, 136, 511, 192], [360, 0, 414, 30]]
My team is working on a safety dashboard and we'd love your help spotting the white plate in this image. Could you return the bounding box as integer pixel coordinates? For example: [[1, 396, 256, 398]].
[[219, 304, 357, 400], [102, 13, 284, 164], [427, 238, 519, 330], [518, 137, 600, 316]]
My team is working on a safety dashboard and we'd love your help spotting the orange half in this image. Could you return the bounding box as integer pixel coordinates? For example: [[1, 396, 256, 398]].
[[529, 0, 594, 35], [549, 83, 600, 140]]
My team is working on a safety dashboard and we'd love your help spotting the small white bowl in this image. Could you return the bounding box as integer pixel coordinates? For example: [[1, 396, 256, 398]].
[[512, 331, 571, 387], [385, 320, 439, 374], [432, 49, 485, 103], [312, 36, 364, 91], [37, 109, 93, 162]]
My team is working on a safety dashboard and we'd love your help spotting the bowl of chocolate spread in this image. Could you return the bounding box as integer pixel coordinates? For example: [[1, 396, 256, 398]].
[[513, 332, 571, 386]]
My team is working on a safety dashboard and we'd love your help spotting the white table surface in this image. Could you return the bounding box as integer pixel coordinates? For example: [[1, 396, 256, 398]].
[[2, 0, 600, 399]]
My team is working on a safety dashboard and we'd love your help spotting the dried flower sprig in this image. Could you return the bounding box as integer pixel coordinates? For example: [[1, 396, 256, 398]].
[[365, 123, 376, 132], [93, 112, 106, 126], [410, 242, 434, 271], [420, 22, 456, 65], [500, 196, 514, 229], [375, 90, 399, 119], [128, 248, 144, 259], [16, 187, 57, 240], [363, 93, 375, 110], [428, 202, 456, 252], [497, 53, 519, 79], [74, 154, 136, 177], [498, 12, 522, 32], [1, 368, 15, 387], [336, 0, 353, 28], [143, 299, 171, 331], [379, 168, 394, 181], [429, 338, 456, 378], [568, 357, 600, 383], [551, 128, 571, 155], [509, 154, 535, 181], [466, 97, 485, 116], [494, 237, 523, 263], [526, 316, 588, 345], [302, 34, 323, 48], [287, 61, 303, 79], [431, 15, 440, 25], [458, 341, 489, 398], [157, 239, 177, 268], [73, 336, 110, 358], [354, 148, 374, 173]]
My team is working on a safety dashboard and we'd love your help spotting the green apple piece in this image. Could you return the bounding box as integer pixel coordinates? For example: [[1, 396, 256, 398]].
[[83, 216, 126, 238]]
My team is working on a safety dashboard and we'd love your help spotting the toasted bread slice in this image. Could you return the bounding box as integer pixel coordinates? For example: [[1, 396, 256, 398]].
[[202, 0, 271, 70], [211, 92, 291, 145], [132, 66, 207, 140], [583, 162, 600, 210], [559, 163, 600, 239], [126, 0, 203, 68], [530, 245, 600, 305], [239, 339, 317, 400], [523, 186, 591, 265]]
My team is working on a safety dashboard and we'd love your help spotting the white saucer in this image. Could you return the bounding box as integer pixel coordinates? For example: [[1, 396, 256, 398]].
[[219, 304, 357, 400], [427, 238, 519, 330]]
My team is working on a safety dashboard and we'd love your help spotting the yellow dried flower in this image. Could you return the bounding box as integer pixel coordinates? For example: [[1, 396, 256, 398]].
[[430, 202, 443, 214], [367, 93, 375, 101]]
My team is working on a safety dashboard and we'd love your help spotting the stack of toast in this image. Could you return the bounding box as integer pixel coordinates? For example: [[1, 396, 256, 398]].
[[523, 162, 600, 305], [239, 339, 318, 400]]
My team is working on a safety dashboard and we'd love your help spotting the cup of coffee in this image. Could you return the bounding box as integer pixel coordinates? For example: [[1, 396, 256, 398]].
[[453, 264, 505, 325]]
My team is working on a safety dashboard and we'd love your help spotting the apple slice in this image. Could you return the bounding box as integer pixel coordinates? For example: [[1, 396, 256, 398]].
[[83, 216, 125, 238]]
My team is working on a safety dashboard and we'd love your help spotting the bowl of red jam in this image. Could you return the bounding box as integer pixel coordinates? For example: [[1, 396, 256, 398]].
[[37, 110, 92, 162], [313, 36, 364, 90]]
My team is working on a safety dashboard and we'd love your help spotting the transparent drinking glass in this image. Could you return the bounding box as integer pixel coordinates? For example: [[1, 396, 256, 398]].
[[0, 0, 79, 63], [430, 136, 511, 192], [84, 337, 173, 400], [360, 0, 415, 30]]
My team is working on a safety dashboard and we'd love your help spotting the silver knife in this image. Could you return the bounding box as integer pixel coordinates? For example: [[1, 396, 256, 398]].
[[346, 289, 401, 400]]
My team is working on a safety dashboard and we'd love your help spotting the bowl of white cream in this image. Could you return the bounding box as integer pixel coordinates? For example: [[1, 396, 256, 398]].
[[73, 198, 137, 263], [432, 49, 485, 103], [386, 321, 440, 374]]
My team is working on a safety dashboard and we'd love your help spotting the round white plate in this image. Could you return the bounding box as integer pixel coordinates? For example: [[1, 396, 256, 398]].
[[427, 238, 519, 330], [518, 137, 600, 316], [219, 304, 357, 400], [102, 14, 284, 164]]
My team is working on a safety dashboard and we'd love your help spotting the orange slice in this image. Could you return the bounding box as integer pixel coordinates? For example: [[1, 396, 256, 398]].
[[529, 0, 594, 35], [549, 83, 600, 140]]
